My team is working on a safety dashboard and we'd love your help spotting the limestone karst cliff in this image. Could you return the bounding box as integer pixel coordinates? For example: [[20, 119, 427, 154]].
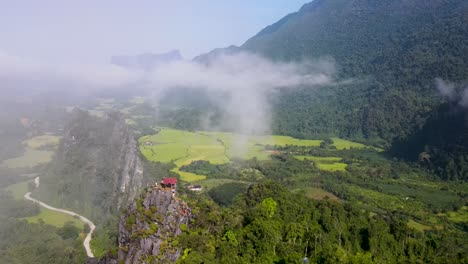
[[35, 109, 145, 219], [89, 185, 191, 264]]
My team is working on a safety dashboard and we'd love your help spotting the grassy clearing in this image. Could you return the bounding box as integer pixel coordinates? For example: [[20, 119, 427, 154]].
[[331, 137, 383, 151], [5, 180, 83, 229], [2, 149, 53, 168], [295, 155, 347, 172], [172, 168, 206, 182], [408, 219, 433, 232], [6, 181, 82, 228], [23, 135, 60, 149], [347, 185, 427, 219], [5, 181, 31, 200], [302, 187, 340, 201], [378, 182, 459, 209], [295, 156, 342, 162], [24, 207, 83, 228], [193, 179, 250, 191], [316, 162, 347, 172], [440, 206, 468, 223]]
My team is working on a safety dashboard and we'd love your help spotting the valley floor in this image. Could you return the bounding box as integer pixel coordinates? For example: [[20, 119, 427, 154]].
[[24, 177, 96, 258]]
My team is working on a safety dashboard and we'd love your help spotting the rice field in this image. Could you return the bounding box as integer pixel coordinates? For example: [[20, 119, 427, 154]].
[[140, 128, 373, 181], [202, 131, 322, 160], [295, 155, 347, 172], [331, 137, 383, 151], [316, 162, 348, 172]]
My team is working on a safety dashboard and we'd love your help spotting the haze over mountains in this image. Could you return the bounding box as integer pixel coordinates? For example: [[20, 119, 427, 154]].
[[0, 1, 467, 263], [194, 0, 468, 180], [106, 0, 468, 180], [110, 50, 183, 70]]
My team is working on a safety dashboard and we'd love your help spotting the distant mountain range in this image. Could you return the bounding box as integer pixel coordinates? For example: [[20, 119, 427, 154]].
[[111, 49, 183, 70]]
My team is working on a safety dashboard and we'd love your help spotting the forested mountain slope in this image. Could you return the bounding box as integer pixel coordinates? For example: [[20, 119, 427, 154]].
[[195, 0, 468, 179], [197, 0, 468, 141], [255, 0, 468, 141]]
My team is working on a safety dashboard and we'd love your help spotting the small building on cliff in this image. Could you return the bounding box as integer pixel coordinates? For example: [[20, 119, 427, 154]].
[[161, 178, 177, 189]]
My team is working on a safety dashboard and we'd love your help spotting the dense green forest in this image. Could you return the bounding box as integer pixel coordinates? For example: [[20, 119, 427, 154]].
[[0, 217, 87, 264], [177, 182, 467, 263], [179, 145, 466, 226], [391, 103, 468, 181], [0, 178, 87, 264]]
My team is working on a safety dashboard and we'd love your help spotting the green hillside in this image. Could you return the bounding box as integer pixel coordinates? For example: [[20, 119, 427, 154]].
[[196, 0, 468, 179]]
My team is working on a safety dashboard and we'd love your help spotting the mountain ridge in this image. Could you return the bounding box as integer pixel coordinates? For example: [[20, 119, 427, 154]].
[[192, 0, 468, 178]]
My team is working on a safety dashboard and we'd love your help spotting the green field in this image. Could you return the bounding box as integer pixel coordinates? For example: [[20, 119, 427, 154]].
[[24, 208, 83, 228], [3, 180, 83, 228], [2, 149, 54, 168], [316, 162, 348, 172], [139, 128, 376, 181], [139, 129, 230, 181], [203, 131, 322, 160], [331, 137, 383, 151], [192, 178, 251, 191], [301, 187, 340, 201], [295, 156, 342, 162], [440, 206, 468, 224], [23, 135, 60, 149], [295, 155, 348, 172], [6, 181, 31, 200], [408, 219, 433, 232], [139, 128, 322, 181]]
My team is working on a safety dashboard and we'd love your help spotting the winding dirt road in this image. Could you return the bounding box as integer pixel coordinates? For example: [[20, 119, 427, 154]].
[[24, 177, 96, 258]]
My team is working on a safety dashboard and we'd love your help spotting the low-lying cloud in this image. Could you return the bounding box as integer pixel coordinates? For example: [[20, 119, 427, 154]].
[[148, 53, 335, 134], [0, 51, 139, 96], [0, 50, 336, 136], [435, 78, 468, 108]]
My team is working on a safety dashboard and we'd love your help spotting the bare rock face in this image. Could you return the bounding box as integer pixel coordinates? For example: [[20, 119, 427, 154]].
[[107, 112, 144, 208], [114, 186, 191, 264]]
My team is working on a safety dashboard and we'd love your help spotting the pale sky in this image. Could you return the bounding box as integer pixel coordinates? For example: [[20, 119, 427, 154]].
[[0, 0, 309, 63]]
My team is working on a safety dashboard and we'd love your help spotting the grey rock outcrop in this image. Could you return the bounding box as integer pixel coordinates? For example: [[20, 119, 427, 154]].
[[90, 186, 191, 264]]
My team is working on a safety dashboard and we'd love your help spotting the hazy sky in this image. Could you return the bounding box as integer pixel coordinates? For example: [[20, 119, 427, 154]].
[[1, 0, 309, 63]]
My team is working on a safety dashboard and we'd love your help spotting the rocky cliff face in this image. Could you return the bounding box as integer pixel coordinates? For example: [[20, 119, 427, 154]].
[[90, 186, 191, 264], [107, 112, 145, 209], [36, 109, 145, 218]]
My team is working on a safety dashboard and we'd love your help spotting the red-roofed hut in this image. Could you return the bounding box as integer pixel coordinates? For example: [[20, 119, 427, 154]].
[[161, 177, 178, 189]]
